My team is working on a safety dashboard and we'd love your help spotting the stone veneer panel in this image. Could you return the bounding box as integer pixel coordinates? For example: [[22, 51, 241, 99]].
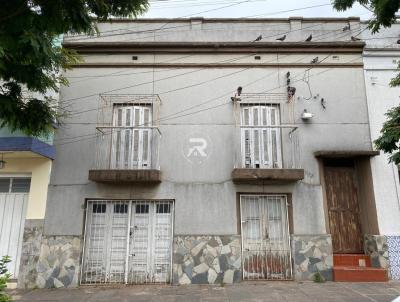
[[386, 236, 400, 280], [17, 219, 44, 288], [291, 235, 333, 281], [364, 234, 389, 269], [173, 236, 241, 285], [35, 236, 82, 288]]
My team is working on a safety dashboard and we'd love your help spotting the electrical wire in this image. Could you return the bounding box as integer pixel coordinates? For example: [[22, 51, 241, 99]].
[[54, 25, 366, 122], [7, 52, 366, 151], [65, 3, 338, 41], [1, 25, 374, 149], [61, 25, 362, 101]]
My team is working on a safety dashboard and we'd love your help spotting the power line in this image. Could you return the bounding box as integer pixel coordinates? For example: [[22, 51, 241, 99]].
[[118, 21, 349, 42], [3, 27, 370, 149], [2, 52, 365, 153], [67, 14, 332, 41], [33, 52, 366, 148], [63, 53, 258, 103], [65, 3, 337, 41], [150, 0, 265, 9], [64, 24, 362, 89], [60, 26, 364, 120]]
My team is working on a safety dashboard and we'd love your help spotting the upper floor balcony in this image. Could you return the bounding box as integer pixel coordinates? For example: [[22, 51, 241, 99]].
[[231, 100, 304, 184], [88, 95, 161, 184]]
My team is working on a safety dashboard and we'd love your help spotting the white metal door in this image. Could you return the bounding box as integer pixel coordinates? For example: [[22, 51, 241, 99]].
[[82, 200, 173, 285], [128, 201, 173, 283], [111, 105, 152, 169], [241, 105, 282, 168], [0, 177, 30, 279], [240, 195, 292, 280]]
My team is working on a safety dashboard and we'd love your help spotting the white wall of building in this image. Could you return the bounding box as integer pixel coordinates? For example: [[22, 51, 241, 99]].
[[362, 23, 400, 234]]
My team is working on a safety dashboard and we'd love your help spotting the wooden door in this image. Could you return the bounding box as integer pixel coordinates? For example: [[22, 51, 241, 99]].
[[324, 166, 363, 253]]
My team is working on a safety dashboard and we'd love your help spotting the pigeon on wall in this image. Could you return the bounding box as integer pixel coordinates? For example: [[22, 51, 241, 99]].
[[253, 35, 262, 42], [305, 35, 312, 42], [351, 36, 361, 41], [342, 24, 351, 31], [311, 57, 319, 64], [276, 35, 286, 41]]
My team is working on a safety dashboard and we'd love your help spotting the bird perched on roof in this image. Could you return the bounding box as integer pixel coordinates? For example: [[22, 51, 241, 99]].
[[253, 35, 262, 42], [351, 36, 361, 41], [342, 23, 351, 31], [311, 57, 319, 64], [397, 39, 400, 44], [276, 35, 286, 41], [305, 35, 312, 42]]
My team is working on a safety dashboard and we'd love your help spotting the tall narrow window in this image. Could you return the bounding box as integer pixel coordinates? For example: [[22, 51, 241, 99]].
[[111, 104, 152, 169], [240, 104, 282, 168]]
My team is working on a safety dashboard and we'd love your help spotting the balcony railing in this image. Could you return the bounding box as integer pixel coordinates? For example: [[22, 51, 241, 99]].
[[93, 126, 161, 171], [235, 125, 300, 169], [232, 125, 303, 183]]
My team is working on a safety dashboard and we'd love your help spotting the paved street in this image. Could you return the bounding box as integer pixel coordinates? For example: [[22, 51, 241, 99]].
[[8, 282, 400, 302]]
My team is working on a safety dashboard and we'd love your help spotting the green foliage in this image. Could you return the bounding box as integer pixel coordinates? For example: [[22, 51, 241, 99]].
[[332, 0, 400, 33], [333, 0, 400, 161], [375, 106, 400, 164], [0, 256, 11, 302], [0, 0, 148, 136], [312, 271, 325, 283], [390, 62, 400, 87]]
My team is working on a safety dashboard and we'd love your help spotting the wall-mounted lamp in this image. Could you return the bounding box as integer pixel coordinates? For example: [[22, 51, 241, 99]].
[[301, 109, 314, 120]]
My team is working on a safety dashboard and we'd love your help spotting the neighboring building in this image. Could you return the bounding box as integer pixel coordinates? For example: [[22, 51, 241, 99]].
[[0, 36, 61, 288], [361, 22, 400, 280], [0, 128, 55, 288], [18, 17, 396, 288]]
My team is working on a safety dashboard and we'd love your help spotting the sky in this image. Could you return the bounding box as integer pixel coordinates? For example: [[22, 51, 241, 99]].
[[142, 0, 373, 19]]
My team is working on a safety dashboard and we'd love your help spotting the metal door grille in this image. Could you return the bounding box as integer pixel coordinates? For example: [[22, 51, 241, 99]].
[[81, 200, 174, 285], [240, 195, 292, 280]]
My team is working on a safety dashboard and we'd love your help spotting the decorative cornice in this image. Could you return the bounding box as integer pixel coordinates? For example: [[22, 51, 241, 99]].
[[63, 42, 365, 54]]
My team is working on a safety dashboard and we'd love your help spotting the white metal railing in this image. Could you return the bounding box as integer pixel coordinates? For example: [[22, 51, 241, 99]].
[[234, 125, 300, 169], [93, 126, 161, 170]]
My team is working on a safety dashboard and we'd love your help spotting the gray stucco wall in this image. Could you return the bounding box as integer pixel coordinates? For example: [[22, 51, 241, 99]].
[[44, 18, 372, 243], [45, 64, 371, 237]]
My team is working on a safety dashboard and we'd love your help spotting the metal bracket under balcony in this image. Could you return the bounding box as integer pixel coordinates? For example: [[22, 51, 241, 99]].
[[89, 169, 161, 183], [232, 168, 304, 184]]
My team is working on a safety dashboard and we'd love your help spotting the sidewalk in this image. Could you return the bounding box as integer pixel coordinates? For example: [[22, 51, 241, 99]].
[[9, 281, 400, 302]]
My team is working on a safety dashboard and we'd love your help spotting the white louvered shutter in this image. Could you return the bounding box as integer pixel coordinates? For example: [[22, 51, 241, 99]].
[[111, 105, 152, 169]]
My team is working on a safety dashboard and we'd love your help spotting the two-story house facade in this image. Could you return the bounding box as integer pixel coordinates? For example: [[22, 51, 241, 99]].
[[20, 17, 394, 288]]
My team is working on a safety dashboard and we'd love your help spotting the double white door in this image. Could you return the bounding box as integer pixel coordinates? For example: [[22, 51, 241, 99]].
[[82, 200, 173, 284]]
